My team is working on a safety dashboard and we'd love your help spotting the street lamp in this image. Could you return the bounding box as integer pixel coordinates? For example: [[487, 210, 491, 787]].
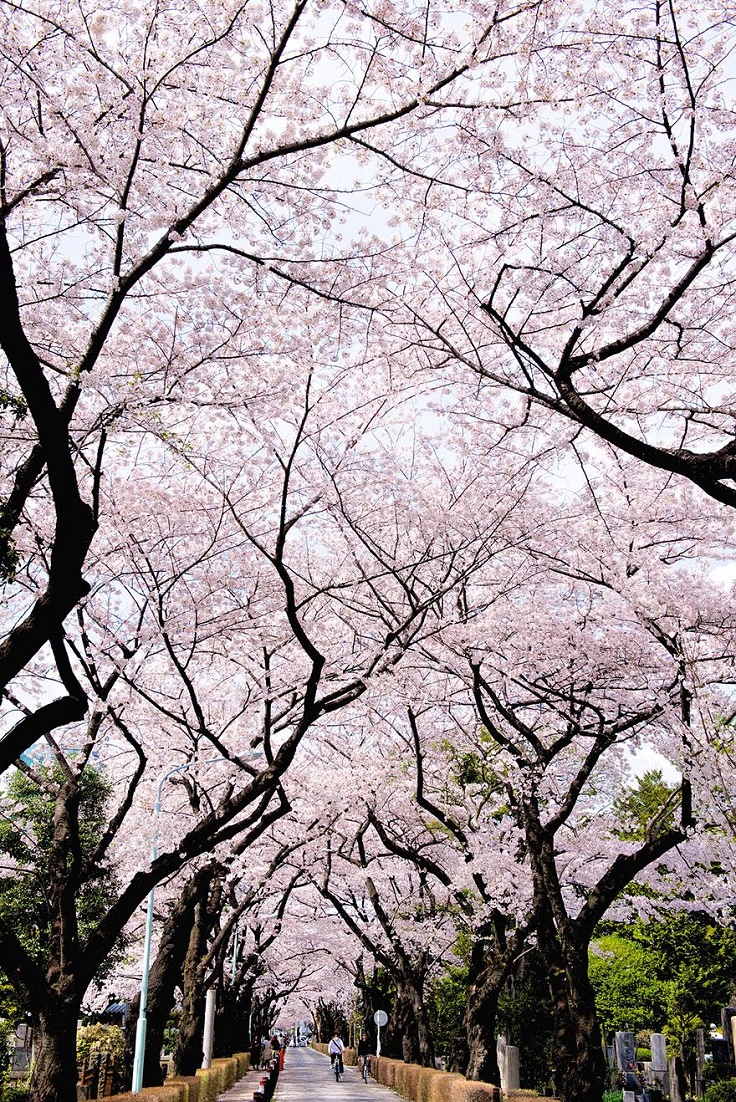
[[131, 754, 261, 1092]]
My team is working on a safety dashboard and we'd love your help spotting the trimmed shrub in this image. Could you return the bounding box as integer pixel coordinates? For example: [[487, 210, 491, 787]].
[[399, 1063, 423, 1100], [81, 1047, 250, 1102], [452, 1078, 501, 1102], [101, 1089, 185, 1102], [166, 1076, 201, 1102], [704, 1081, 736, 1102], [374, 1056, 505, 1102], [427, 1071, 469, 1102], [212, 1057, 237, 1089]]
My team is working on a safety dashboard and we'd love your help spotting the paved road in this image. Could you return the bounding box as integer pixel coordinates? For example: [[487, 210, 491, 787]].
[[274, 1047, 385, 1102]]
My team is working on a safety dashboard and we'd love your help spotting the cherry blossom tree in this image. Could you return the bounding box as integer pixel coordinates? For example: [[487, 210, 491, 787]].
[[389, 1, 736, 508], [3, 298, 515, 1101], [0, 0, 546, 771]]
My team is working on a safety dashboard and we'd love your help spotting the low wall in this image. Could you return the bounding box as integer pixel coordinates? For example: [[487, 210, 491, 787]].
[[99, 1052, 250, 1102], [371, 1055, 501, 1102], [312, 1047, 560, 1102]]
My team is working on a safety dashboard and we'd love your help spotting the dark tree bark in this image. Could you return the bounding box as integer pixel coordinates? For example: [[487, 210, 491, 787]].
[[30, 995, 82, 1102], [524, 785, 689, 1102], [0, 773, 291, 1102], [463, 940, 507, 1083], [123, 864, 222, 1085], [215, 983, 252, 1058], [172, 870, 226, 1076], [321, 875, 436, 1067]]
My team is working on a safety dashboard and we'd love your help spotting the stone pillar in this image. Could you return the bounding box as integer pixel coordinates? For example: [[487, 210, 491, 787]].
[[496, 1036, 507, 1090], [697, 1028, 706, 1097], [668, 1055, 686, 1102], [505, 1046, 520, 1090], [722, 1008, 736, 1064], [650, 1033, 668, 1098]]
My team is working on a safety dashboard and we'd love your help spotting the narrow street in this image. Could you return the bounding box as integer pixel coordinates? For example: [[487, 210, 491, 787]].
[[219, 1046, 390, 1102], [274, 1048, 389, 1102]]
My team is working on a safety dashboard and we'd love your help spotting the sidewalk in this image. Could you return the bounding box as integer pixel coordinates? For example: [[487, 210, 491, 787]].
[[217, 1057, 279, 1101]]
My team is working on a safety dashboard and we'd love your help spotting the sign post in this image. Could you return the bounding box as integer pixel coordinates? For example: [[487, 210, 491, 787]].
[[374, 1010, 388, 1059]]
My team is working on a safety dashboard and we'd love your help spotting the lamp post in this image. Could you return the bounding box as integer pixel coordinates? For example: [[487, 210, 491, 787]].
[[131, 753, 261, 1092]]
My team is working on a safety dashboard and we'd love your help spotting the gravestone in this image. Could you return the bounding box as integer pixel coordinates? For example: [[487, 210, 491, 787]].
[[650, 1033, 668, 1097], [667, 1055, 687, 1102], [495, 1037, 520, 1091], [615, 1032, 636, 1070]]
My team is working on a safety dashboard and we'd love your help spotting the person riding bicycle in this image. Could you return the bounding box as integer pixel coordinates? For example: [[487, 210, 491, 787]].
[[328, 1032, 345, 1077], [357, 1031, 375, 1080]]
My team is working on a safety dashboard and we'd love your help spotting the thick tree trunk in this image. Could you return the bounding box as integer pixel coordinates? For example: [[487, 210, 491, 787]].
[[172, 869, 225, 1076], [556, 946, 606, 1102], [396, 987, 421, 1064], [536, 911, 605, 1102], [173, 988, 207, 1076], [403, 980, 435, 1067], [123, 865, 218, 1086], [463, 940, 505, 1083], [30, 996, 82, 1102], [215, 984, 251, 1057]]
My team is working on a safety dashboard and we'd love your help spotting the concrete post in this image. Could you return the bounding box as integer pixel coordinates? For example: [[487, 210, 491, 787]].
[[505, 1046, 520, 1090], [202, 988, 216, 1069], [650, 1033, 668, 1097]]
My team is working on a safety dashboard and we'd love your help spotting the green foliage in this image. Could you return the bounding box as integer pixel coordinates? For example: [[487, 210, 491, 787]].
[[0, 392, 26, 421], [0, 765, 121, 978], [590, 913, 736, 1056], [602, 1092, 623, 1102], [1, 1082, 30, 1102], [641, 914, 736, 1034], [0, 986, 19, 1024], [704, 1064, 736, 1085], [613, 771, 676, 842], [498, 952, 554, 1093], [0, 1021, 13, 1091], [589, 933, 664, 1036], [704, 1081, 736, 1102], [426, 964, 468, 1058], [76, 1023, 125, 1063]]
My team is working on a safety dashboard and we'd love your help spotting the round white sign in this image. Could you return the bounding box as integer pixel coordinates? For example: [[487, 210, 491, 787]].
[[373, 1010, 388, 1027]]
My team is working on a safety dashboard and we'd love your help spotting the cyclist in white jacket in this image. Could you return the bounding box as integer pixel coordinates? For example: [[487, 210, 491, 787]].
[[328, 1034, 345, 1077]]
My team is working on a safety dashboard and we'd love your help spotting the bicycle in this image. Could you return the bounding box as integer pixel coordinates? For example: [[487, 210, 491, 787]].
[[333, 1053, 344, 1082], [359, 1055, 372, 1084]]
